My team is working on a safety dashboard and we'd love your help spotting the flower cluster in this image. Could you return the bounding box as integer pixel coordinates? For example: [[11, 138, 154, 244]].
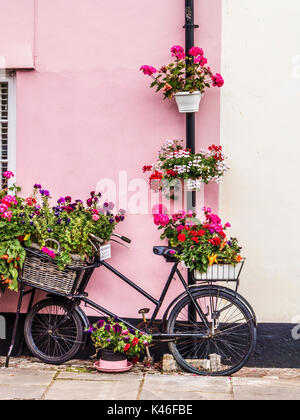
[[41, 247, 56, 259], [0, 172, 126, 291], [140, 45, 224, 99], [87, 317, 152, 361], [143, 139, 230, 193], [154, 208, 242, 273]]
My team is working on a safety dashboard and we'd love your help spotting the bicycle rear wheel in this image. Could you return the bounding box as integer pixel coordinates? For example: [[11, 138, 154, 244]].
[[167, 288, 256, 376], [24, 298, 84, 365]]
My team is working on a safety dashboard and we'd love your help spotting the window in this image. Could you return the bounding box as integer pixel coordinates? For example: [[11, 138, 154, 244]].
[[0, 72, 16, 188]]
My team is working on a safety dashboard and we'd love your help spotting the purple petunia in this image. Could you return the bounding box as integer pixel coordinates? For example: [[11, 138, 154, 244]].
[[40, 189, 50, 197], [105, 325, 111, 331], [113, 324, 122, 333], [34, 184, 42, 189], [86, 325, 96, 334]]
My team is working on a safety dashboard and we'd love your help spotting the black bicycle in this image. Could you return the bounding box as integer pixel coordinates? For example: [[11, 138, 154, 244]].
[[7, 233, 257, 376]]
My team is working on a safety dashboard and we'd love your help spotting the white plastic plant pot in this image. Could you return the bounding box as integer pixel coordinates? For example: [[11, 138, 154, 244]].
[[194, 263, 243, 281], [174, 91, 202, 113]]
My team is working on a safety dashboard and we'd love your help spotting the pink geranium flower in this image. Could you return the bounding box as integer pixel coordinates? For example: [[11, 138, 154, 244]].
[[153, 214, 169, 226], [0, 203, 8, 213], [2, 195, 18, 207], [212, 73, 224, 87], [171, 45, 185, 60], [194, 55, 208, 66], [140, 65, 157, 76], [92, 214, 100, 221], [189, 46, 204, 57], [2, 211, 13, 221], [3, 171, 14, 179]]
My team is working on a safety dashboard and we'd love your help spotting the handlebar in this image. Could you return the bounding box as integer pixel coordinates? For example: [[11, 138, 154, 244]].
[[111, 233, 132, 244], [88, 233, 131, 245], [88, 233, 104, 244]]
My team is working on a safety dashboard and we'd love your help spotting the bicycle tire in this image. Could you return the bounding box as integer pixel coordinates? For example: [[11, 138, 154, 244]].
[[24, 298, 84, 365], [167, 288, 256, 376]]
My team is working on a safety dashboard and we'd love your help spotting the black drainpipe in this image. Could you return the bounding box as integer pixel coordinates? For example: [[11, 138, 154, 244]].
[[184, 0, 198, 211], [184, 0, 199, 309]]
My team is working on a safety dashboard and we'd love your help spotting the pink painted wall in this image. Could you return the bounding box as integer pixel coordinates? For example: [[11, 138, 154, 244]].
[[0, 0, 221, 317]]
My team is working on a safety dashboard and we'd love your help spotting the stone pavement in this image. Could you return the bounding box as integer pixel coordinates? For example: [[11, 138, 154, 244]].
[[1, 357, 300, 400]]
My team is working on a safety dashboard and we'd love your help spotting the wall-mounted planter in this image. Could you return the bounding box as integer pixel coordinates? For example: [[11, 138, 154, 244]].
[[174, 91, 202, 113]]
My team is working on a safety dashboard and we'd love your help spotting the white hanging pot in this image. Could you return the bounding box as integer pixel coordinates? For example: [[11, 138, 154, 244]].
[[174, 91, 202, 113], [186, 179, 202, 191]]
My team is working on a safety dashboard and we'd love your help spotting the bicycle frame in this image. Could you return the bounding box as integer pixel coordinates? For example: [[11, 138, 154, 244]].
[[75, 258, 211, 340]]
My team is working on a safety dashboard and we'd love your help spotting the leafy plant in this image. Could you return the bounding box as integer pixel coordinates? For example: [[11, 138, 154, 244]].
[[143, 139, 230, 192], [140, 45, 224, 99], [154, 208, 243, 273], [0, 173, 125, 292], [87, 317, 152, 360]]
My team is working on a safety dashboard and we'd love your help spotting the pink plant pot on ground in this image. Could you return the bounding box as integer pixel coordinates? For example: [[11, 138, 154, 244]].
[[94, 349, 133, 373]]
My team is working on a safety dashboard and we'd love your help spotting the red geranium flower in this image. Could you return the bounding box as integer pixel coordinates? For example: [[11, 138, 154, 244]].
[[124, 344, 130, 352], [143, 165, 153, 173], [210, 237, 221, 246], [178, 234, 186, 242], [132, 337, 139, 346], [198, 230, 205, 236]]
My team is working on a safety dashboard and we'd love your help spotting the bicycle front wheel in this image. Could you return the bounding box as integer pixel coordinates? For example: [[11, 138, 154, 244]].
[[24, 298, 84, 365], [167, 288, 256, 376]]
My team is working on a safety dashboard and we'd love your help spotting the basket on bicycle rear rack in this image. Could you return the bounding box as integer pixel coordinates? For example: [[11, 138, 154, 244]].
[[20, 243, 87, 295], [193, 260, 245, 282]]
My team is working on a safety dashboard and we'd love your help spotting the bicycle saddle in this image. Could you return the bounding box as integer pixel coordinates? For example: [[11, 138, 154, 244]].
[[153, 246, 178, 262]]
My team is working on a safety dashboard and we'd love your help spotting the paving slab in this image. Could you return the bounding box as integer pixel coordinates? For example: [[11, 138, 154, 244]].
[[45, 373, 143, 400], [140, 375, 232, 400], [232, 377, 300, 400], [0, 368, 55, 400]]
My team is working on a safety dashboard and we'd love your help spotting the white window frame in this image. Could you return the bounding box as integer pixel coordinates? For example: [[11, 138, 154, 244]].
[[0, 70, 16, 187]]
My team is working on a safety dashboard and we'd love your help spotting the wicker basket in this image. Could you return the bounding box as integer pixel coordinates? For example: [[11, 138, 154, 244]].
[[20, 242, 87, 295]]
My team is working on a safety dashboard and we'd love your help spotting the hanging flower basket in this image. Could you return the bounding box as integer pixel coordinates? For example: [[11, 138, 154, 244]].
[[140, 45, 224, 113], [174, 91, 202, 113], [143, 140, 229, 198]]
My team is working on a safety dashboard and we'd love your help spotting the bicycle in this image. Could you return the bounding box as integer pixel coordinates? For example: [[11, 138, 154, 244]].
[[6, 233, 257, 376]]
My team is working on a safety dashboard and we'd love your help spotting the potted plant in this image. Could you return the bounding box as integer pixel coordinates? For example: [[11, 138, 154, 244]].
[[140, 45, 224, 113], [87, 317, 152, 372], [0, 172, 125, 293], [143, 140, 230, 197], [153, 207, 243, 280]]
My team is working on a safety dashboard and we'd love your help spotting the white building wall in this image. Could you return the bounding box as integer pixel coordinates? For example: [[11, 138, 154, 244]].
[[220, 0, 300, 322]]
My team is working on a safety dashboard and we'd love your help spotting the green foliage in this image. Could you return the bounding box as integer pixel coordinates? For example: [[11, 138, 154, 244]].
[[148, 56, 217, 99], [88, 317, 152, 360], [156, 209, 243, 273], [0, 183, 125, 292], [0, 240, 26, 292], [143, 140, 230, 189]]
